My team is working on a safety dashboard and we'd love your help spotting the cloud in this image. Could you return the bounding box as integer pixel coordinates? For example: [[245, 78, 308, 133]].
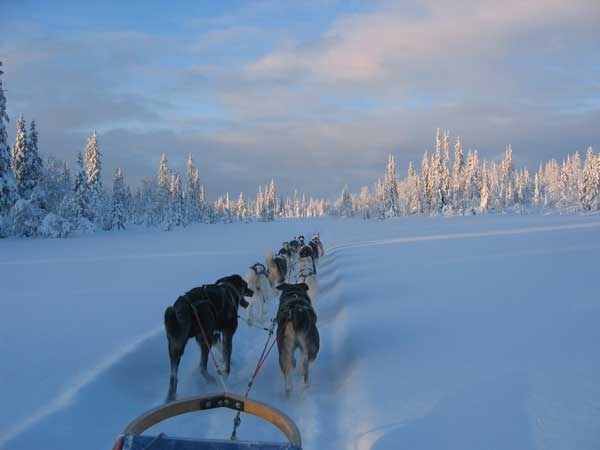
[[1, 1, 599, 199]]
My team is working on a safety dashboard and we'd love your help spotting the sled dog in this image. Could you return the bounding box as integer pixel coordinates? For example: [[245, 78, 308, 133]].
[[164, 275, 252, 401], [276, 283, 319, 397]]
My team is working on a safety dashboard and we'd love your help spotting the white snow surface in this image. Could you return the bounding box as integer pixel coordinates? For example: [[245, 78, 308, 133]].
[[1, 214, 600, 450]]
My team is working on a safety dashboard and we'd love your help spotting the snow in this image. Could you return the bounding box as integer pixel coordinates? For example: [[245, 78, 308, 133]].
[[1, 214, 600, 450]]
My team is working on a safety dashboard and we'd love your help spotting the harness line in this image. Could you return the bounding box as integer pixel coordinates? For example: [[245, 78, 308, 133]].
[[184, 297, 230, 393], [230, 315, 290, 440]]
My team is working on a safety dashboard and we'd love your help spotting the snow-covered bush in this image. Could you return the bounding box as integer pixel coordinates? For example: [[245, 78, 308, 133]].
[[71, 217, 96, 236], [38, 213, 71, 238], [8, 199, 43, 237]]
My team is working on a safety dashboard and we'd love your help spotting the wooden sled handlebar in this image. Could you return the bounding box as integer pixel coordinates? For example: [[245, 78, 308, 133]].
[[112, 392, 301, 449]]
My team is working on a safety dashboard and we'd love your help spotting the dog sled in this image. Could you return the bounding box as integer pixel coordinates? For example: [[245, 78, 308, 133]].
[[111, 392, 302, 450]]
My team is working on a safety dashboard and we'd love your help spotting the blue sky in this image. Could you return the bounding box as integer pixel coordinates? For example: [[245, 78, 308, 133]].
[[1, 0, 599, 198]]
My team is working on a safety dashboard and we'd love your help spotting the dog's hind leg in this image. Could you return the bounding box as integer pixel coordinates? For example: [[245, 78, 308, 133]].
[[197, 337, 216, 384], [166, 341, 184, 402], [222, 331, 233, 376], [299, 339, 310, 388], [278, 327, 294, 398]]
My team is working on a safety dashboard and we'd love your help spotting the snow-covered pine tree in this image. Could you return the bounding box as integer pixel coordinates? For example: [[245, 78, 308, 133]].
[[265, 179, 277, 221], [543, 159, 560, 207], [336, 184, 353, 217], [184, 153, 201, 224], [533, 166, 543, 207], [463, 150, 481, 212], [168, 172, 184, 228], [59, 151, 93, 231], [42, 156, 71, 213], [441, 131, 451, 209], [236, 192, 247, 221], [479, 161, 490, 212], [500, 145, 514, 208], [383, 154, 400, 217], [11, 115, 28, 196], [0, 61, 18, 218], [419, 151, 431, 214], [156, 153, 170, 224], [110, 168, 127, 230], [452, 136, 465, 212], [581, 147, 600, 211], [430, 129, 444, 212], [83, 131, 103, 221]]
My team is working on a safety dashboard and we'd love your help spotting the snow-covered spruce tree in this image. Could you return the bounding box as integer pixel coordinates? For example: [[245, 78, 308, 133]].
[[383, 154, 400, 217], [532, 166, 543, 207], [0, 61, 18, 220], [441, 131, 451, 210], [83, 131, 103, 221], [43, 156, 71, 213], [236, 191, 248, 221], [429, 129, 445, 212], [265, 180, 277, 221], [452, 136, 465, 212], [399, 161, 419, 215], [479, 161, 490, 212], [110, 168, 127, 230], [463, 150, 481, 213], [11, 115, 28, 195], [500, 145, 514, 208], [543, 159, 561, 208], [166, 172, 184, 229], [581, 147, 600, 211], [184, 153, 202, 224], [419, 151, 431, 214], [358, 186, 372, 219], [59, 152, 94, 232], [156, 153, 170, 225], [27, 120, 44, 202], [336, 184, 353, 217]]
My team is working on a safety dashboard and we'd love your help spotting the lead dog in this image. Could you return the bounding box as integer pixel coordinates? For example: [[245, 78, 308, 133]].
[[244, 263, 272, 325], [311, 233, 325, 257], [276, 283, 319, 397], [164, 275, 252, 401]]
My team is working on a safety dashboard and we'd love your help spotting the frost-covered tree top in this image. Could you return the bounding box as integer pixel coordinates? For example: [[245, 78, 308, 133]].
[[84, 131, 102, 191], [11, 115, 29, 195], [0, 61, 18, 215]]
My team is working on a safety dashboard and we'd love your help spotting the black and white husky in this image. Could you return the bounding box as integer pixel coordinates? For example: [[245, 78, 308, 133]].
[[264, 248, 288, 287], [244, 263, 272, 325], [295, 266, 318, 307], [276, 283, 319, 397]]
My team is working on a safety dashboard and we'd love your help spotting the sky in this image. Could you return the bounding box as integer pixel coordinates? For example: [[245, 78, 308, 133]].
[[1, 0, 599, 199]]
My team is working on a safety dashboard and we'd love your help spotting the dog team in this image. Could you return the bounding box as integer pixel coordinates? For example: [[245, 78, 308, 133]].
[[164, 233, 325, 401]]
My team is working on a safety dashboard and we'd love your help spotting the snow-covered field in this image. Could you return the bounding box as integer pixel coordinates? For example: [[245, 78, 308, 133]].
[[1, 214, 600, 450]]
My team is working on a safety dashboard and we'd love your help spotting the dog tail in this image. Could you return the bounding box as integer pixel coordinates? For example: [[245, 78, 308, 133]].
[[164, 306, 181, 337], [263, 247, 274, 265]]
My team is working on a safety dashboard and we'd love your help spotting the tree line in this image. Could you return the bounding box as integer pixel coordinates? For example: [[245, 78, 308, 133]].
[[1, 61, 599, 238]]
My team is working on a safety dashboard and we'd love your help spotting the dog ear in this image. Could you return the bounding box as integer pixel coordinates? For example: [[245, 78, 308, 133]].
[[276, 283, 289, 291], [297, 282, 309, 291]]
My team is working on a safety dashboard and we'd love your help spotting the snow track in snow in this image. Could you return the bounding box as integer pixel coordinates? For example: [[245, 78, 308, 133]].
[[328, 220, 600, 252]]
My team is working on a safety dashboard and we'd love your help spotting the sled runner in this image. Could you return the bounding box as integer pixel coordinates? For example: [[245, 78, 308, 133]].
[[111, 392, 302, 450]]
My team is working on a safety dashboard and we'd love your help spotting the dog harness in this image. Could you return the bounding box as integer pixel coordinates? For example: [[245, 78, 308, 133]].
[[276, 289, 315, 324], [295, 267, 314, 283], [249, 263, 268, 277]]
